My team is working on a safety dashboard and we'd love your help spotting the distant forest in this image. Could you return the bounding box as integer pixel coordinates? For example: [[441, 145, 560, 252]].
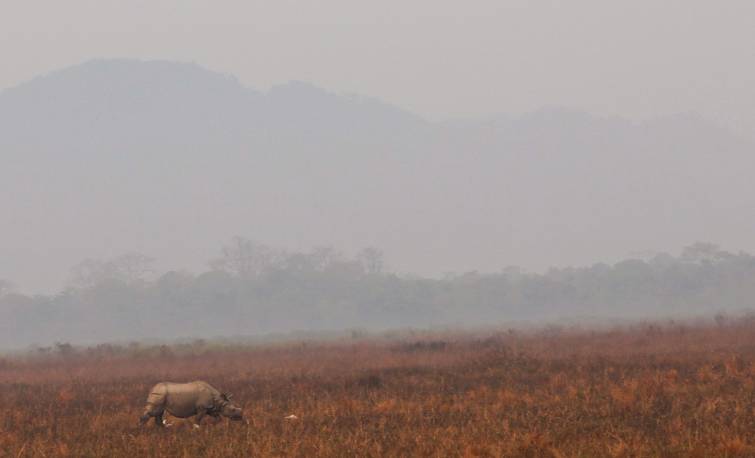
[[1, 239, 753, 348]]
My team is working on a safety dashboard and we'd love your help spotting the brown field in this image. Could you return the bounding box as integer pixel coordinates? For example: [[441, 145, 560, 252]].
[[0, 320, 753, 457]]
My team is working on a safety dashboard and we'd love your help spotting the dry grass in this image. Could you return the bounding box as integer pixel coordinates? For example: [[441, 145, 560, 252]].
[[0, 320, 753, 457]]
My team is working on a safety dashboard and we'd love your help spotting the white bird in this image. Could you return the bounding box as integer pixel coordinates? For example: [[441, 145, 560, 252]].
[[284, 414, 298, 420]]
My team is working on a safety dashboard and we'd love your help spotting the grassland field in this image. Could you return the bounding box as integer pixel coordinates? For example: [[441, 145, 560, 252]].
[[0, 319, 753, 457]]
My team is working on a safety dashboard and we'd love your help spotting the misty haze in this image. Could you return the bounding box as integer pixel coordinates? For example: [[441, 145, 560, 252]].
[[0, 58, 754, 348], [2, 3, 755, 455]]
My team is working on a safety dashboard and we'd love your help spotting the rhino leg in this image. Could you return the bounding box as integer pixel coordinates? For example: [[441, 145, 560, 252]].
[[193, 408, 207, 427], [140, 403, 165, 427]]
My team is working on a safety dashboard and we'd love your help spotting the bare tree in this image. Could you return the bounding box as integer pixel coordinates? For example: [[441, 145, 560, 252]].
[[70, 253, 156, 288], [0, 279, 14, 297], [113, 253, 156, 283], [357, 247, 384, 274], [681, 242, 730, 264], [210, 236, 282, 278]]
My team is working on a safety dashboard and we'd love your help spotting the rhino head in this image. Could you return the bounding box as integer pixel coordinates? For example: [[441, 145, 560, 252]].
[[218, 393, 244, 421]]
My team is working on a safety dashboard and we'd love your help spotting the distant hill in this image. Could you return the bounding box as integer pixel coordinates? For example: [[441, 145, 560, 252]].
[[1, 59, 753, 293], [0, 59, 425, 147]]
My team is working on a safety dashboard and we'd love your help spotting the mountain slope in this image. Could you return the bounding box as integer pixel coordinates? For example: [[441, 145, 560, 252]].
[[0, 59, 752, 293]]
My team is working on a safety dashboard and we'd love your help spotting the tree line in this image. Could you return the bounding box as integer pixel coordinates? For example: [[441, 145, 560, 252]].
[[0, 239, 753, 348]]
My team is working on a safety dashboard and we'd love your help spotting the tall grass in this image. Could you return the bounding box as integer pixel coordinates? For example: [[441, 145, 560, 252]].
[[0, 320, 753, 456]]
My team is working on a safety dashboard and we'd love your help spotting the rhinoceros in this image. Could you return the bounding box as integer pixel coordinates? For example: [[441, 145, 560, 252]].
[[139, 381, 244, 427]]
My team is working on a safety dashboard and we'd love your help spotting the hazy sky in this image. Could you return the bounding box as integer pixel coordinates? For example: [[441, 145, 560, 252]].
[[2, 1, 755, 132]]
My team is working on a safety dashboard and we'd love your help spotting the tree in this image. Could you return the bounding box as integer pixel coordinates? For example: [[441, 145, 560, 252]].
[[282, 246, 342, 273], [210, 237, 282, 278], [113, 253, 156, 283], [0, 279, 13, 297], [681, 242, 729, 264], [70, 253, 156, 288], [357, 247, 384, 274]]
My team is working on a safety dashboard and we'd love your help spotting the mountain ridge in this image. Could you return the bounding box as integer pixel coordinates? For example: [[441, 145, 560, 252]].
[[1, 59, 753, 294]]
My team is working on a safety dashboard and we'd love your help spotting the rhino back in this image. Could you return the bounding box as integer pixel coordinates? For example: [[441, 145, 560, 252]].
[[193, 381, 223, 403], [162, 381, 216, 418]]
